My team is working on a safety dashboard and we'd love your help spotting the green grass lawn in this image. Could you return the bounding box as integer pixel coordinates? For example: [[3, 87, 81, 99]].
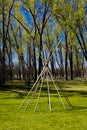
[[0, 79, 87, 130]]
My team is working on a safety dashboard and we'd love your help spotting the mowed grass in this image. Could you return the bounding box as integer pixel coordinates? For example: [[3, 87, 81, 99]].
[[0, 79, 87, 130]]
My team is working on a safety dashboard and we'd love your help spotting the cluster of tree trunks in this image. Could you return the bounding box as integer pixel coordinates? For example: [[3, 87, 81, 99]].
[[0, 0, 87, 85]]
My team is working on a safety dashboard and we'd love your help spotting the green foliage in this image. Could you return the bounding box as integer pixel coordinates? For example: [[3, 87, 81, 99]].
[[24, 31, 31, 42], [23, 0, 35, 9], [50, 0, 86, 32]]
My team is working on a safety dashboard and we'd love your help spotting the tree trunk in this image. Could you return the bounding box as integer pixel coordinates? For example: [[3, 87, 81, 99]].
[[8, 33, 13, 80], [65, 30, 68, 80], [69, 45, 73, 80], [8, 44, 13, 80], [38, 35, 43, 74], [59, 43, 64, 77], [0, 49, 2, 85], [51, 56, 55, 76], [21, 55, 25, 80], [33, 39, 37, 81], [82, 53, 84, 78], [1, 0, 6, 84], [18, 56, 21, 80], [26, 43, 31, 84], [76, 34, 87, 61], [76, 49, 79, 78]]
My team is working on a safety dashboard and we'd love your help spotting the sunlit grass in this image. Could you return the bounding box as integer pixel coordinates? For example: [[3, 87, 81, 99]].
[[0, 79, 87, 130]]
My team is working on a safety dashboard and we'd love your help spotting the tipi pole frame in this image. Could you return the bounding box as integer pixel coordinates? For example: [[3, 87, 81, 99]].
[[34, 74, 44, 112], [19, 69, 44, 109], [48, 67, 66, 110], [19, 39, 73, 111], [46, 73, 52, 112], [58, 85, 73, 108], [24, 77, 41, 111]]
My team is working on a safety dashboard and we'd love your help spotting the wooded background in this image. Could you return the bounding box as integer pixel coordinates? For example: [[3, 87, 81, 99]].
[[0, 0, 87, 85]]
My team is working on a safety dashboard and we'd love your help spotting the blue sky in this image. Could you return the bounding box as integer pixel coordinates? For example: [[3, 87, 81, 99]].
[[20, 7, 33, 25], [12, 0, 69, 66]]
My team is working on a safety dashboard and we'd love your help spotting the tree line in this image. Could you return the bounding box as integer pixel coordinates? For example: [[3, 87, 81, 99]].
[[0, 0, 87, 85]]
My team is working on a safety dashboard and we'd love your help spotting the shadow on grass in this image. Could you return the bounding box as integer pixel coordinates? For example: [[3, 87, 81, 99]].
[[0, 83, 32, 91], [0, 80, 87, 99], [63, 90, 87, 97], [72, 105, 87, 110], [40, 88, 87, 98]]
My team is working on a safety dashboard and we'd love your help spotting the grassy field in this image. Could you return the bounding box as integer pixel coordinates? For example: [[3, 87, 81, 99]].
[[0, 79, 87, 130]]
